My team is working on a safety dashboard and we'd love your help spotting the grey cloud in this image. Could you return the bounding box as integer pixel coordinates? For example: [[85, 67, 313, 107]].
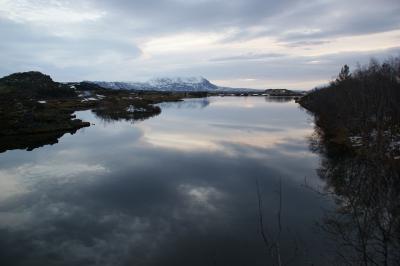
[[95, 0, 302, 31], [97, 0, 400, 56], [281, 40, 331, 48], [217, 0, 400, 45], [160, 46, 400, 89], [274, 1, 400, 44], [210, 52, 287, 62], [0, 17, 142, 81]]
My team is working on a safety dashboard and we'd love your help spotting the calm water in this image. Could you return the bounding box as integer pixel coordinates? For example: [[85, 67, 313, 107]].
[[0, 97, 333, 265]]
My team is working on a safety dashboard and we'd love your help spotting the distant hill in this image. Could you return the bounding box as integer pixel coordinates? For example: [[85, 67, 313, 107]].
[[0, 71, 302, 96], [0, 71, 76, 99], [90, 77, 257, 92], [89, 77, 306, 94]]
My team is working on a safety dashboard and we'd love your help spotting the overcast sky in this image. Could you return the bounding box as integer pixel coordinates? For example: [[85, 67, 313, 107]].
[[0, 0, 399, 89]]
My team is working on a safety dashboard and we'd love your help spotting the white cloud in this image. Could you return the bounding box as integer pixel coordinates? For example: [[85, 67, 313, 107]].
[[0, 0, 105, 24], [0, 161, 108, 201]]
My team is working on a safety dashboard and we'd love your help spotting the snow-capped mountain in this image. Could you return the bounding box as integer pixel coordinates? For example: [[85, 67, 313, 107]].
[[148, 77, 218, 91], [90, 77, 259, 92], [93, 77, 220, 92]]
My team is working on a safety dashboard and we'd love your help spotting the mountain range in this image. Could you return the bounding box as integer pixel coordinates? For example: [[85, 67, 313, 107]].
[[90, 77, 256, 92]]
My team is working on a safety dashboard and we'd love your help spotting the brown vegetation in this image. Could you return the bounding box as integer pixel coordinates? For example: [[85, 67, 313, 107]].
[[303, 57, 400, 265]]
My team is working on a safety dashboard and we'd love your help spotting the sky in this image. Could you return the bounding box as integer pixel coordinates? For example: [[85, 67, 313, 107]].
[[0, 0, 399, 89]]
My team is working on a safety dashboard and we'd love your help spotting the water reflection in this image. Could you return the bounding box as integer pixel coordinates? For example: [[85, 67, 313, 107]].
[[157, 97, 210, 109], [92, 105, 161, 124], [0, 97, 329, 266], [309, 125, 400, 265], [0, 106, 161, 154], [264, 96, 296, 103]]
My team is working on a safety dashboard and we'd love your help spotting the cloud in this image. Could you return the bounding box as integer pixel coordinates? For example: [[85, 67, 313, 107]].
[[210, 52, 287, 62], [0, 0, 399, 87], [0, 16, 142, 80], [282, 40, 331, 48], [0, 0, 105, 24]]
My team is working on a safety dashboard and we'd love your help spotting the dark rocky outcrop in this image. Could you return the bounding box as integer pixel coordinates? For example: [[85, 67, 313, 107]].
[[0, 72, 89, 152], [0, 71, 76, 99]]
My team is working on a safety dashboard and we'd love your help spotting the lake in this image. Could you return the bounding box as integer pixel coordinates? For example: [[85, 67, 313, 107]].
[[0, 96, 334, 265]]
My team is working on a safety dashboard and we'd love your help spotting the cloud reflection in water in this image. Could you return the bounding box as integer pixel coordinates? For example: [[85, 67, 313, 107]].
[[0, 97, 329, 266]]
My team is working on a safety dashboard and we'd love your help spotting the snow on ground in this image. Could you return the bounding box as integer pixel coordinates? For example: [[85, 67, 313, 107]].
[[126, 105, 146, 113], [81, 98, 98, 102]]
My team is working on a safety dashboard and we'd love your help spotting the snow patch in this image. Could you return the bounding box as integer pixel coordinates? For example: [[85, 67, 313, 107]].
[[81, 97, 98, 102], [126, 105, 146, 113]]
